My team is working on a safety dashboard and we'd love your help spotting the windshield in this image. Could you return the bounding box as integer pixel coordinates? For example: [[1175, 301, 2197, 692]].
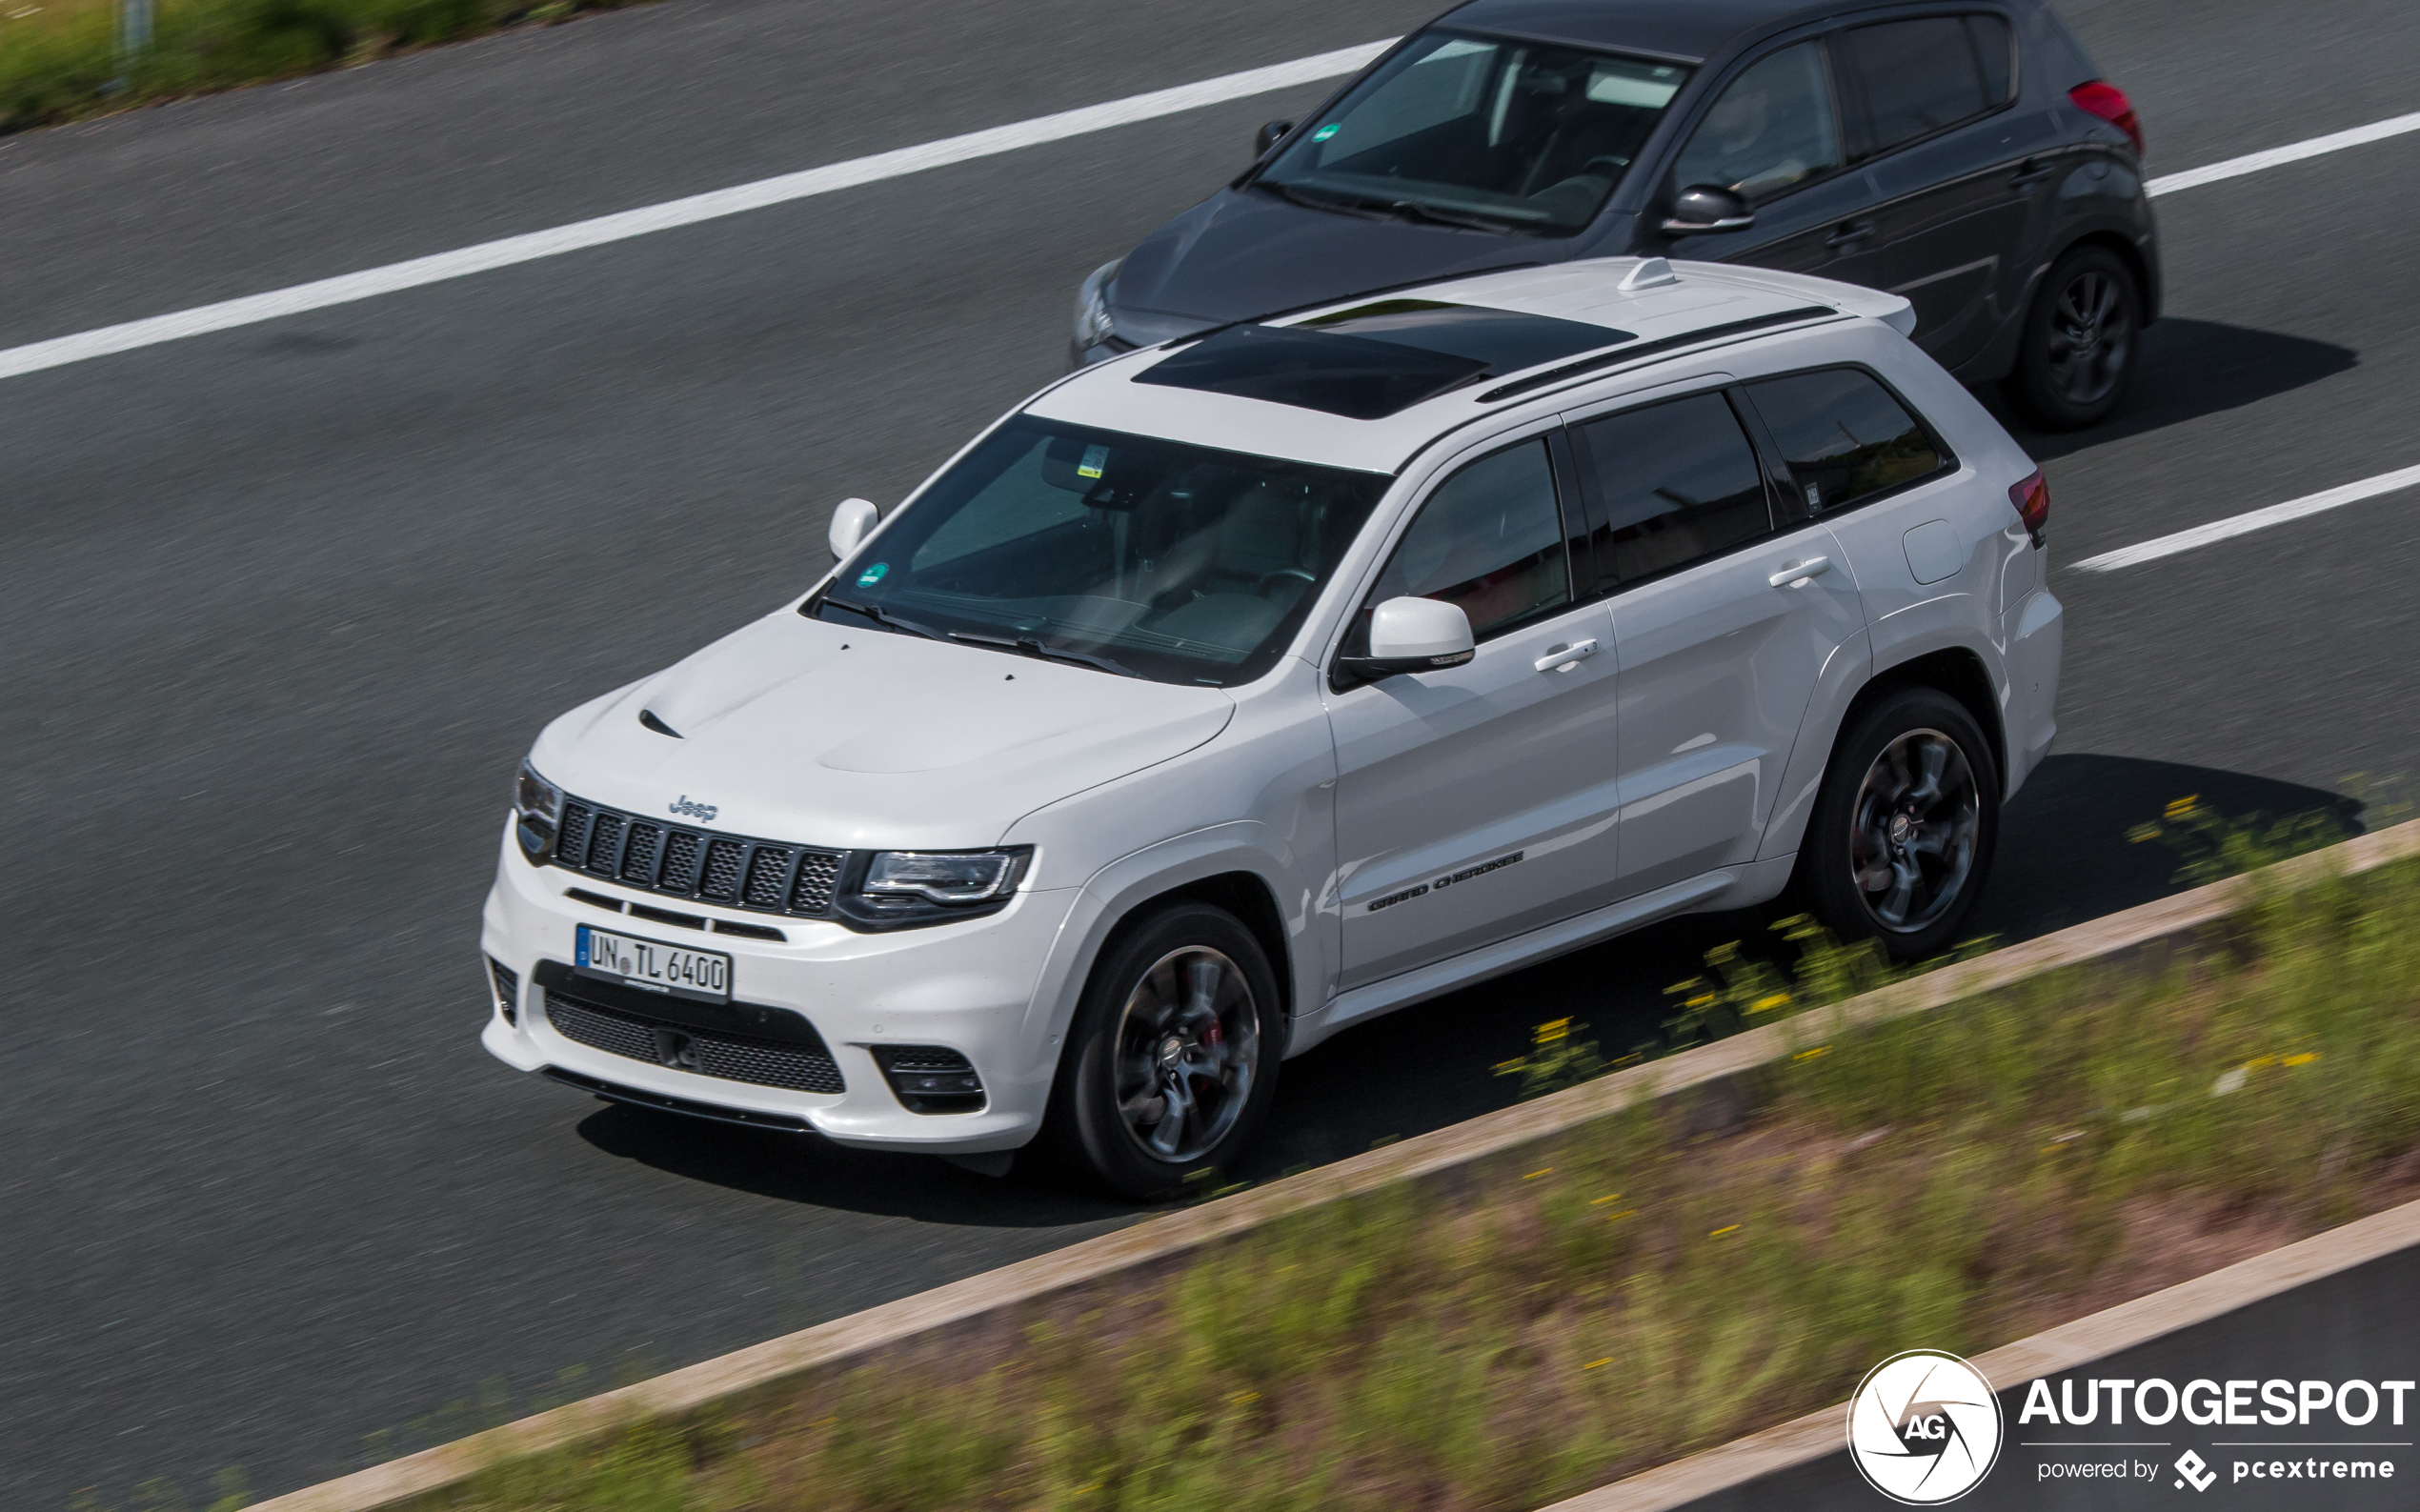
[[809, 418, 1390, 686], [1258, 30, 1690, 235]]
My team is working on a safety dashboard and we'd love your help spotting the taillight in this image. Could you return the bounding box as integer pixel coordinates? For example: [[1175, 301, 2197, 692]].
[[2009, 468, 2049, 541], [2068, 80, 2144, 158]]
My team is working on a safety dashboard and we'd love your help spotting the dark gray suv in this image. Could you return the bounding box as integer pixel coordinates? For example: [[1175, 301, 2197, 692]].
[[1074, 0, 2157, 430]]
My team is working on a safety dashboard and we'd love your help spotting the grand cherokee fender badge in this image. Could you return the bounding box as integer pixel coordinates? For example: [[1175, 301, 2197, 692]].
[[1434, 851, 1523, 890], [1365, 852, 1524, 914], [669, 796, 719, 821]]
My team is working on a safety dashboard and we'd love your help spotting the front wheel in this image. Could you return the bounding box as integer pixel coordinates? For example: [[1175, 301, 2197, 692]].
[[2007, 243, 2142, 431], [1045, 902, 1282, 1200], [1797, 688, 2000, 960]]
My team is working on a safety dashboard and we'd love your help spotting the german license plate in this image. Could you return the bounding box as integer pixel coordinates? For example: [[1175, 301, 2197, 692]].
[[575, 923, 731, 1003]]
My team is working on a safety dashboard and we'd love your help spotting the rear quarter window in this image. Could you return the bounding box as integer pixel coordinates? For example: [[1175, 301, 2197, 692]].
[[1741, 368, 1953, 519], [1841, 16, 2001, 155]]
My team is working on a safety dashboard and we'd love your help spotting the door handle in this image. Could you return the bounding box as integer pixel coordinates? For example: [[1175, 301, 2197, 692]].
[[1534, 638, 1599, 674], [1769, 556, 1831, 588], [1825, 218, 1877, 249], [2008, 158, 2057, 188]]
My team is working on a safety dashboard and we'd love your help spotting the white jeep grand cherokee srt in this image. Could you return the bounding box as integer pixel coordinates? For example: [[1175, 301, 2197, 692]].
[[481, 256, 2062, 1197]]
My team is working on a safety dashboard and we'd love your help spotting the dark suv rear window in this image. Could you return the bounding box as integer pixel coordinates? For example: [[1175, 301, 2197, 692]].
[[1741, 368, 1951, 518], [1841, 16, 2011, 156]]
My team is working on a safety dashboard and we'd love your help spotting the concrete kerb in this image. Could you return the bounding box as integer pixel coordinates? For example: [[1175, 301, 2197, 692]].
[[254, 817, 2420, 1512], [1541, 1195, 2420, 1512]]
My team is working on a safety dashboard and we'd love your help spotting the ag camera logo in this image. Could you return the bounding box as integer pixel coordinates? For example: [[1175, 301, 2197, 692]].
[[1847, 1350, 2004, 1503]]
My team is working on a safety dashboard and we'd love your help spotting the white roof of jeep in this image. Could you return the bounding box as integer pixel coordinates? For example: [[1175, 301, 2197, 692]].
[[1026, 258, 1917, 474]]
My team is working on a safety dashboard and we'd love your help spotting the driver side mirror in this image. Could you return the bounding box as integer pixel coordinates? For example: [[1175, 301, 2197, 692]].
[[1661, 184, 1755, 236], [1338, 596, 1476, 685], [827, 496, 878, 561], [1254, 119, 1296, 157]]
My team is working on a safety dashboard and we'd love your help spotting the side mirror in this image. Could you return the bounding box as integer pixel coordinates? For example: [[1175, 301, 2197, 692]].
[[827, 497, 879, 562], [1661, 184, 1755, 236], [1255, 119, 1296, 157], [1339, 596, 1476, 684]]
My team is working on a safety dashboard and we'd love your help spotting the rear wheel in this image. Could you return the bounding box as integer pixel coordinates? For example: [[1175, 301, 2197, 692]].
[[2007, 243, 2141, 431], [1045, 902, 1282, 1200], [1798, 688, 2000, 960]]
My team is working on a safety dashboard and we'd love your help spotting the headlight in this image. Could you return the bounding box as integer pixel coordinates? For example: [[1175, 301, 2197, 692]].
[[1072, 259, 1122, 352], [861, 850, 1029, 906], [514, 759, 563, 862]]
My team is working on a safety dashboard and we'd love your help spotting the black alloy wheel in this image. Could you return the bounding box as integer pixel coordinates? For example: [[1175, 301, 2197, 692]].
[[1797, 687, 2001, 960], [1045, 901, 1282, 1199], [2009, 243, 2142, 431]]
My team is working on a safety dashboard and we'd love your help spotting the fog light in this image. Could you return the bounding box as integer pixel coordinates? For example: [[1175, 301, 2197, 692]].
[[487, 958, 521, 1024], [871, 1045, 986, 1114]]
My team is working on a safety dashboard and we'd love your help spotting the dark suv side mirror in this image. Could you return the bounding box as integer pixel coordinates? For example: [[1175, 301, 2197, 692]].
[[1254, 119, 1296, 157], [1661, 184, 1755, 236]]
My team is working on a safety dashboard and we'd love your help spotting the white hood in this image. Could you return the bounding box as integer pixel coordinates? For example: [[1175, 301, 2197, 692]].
[[533, 610, 1235, 852]]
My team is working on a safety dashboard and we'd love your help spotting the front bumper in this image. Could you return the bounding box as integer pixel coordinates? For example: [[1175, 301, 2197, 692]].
[[478, 821, 1078, 1153]]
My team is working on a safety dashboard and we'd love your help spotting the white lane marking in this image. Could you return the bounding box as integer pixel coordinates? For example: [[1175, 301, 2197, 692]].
[[0, 61, 2413, 383], [2073, 462, 2420, 571], [0, 39, 1393, 382], [2147, 110, 2420, 195]]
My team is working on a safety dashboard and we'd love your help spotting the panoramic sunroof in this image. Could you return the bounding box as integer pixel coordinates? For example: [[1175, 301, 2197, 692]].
[[1302, 299, 1631, 373], [1133, 302, 1631, 420]]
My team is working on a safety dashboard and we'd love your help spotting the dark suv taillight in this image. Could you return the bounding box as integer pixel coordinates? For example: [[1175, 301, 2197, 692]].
[[2068, 81, 2144, 158], [2009, 469, 2049, 543]]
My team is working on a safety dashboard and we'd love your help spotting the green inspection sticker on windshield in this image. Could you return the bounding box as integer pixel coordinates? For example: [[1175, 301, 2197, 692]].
[[857, 562, 889, 586], [1311, 123, 1340, 142], [1077, 444, 1110, 480]]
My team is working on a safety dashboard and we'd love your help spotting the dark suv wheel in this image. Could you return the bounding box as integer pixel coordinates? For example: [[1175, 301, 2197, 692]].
[[2008, 243, 2142, 431], [1798, 687, 2001, 960], [1045, 901, 1283, 1200]]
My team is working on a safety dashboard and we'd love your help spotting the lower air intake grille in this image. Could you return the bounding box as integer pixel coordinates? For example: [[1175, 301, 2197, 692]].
[[550, 795, 844, 918], [543, 987, 845, 1096]]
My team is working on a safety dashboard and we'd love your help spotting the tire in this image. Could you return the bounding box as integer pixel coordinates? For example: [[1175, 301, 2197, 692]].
[[2007, 243, 2141, 432], [1042, 901, 1283, 1200], [1797, 687, 2000, 961]]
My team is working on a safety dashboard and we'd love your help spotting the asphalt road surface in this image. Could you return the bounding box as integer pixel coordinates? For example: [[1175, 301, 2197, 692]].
[[4, 0, 2417, 1503]]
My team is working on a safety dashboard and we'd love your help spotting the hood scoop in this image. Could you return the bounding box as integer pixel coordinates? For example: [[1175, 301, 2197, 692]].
[[638, 709, 683, 738]]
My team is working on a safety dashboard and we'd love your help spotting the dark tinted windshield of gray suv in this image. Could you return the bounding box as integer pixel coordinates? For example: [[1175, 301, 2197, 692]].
[[1257, 30, 1691, 235], [810, 419, 1387, 686]]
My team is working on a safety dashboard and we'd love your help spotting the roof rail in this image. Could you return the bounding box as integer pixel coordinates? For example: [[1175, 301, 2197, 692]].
[[1476, 304, 1838, 403]]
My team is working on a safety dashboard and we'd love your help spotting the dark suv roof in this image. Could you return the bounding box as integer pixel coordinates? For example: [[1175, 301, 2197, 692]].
[[1439, 0, 1834, 63]]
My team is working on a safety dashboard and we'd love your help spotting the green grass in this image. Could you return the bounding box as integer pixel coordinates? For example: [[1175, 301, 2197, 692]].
[[370, 848, 2420, 1512], [0, 0, 637, 134]]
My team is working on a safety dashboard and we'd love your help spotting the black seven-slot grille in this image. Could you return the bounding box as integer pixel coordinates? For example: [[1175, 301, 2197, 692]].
[[543, 981, 846, 1095], [554, 795, 842, 917]]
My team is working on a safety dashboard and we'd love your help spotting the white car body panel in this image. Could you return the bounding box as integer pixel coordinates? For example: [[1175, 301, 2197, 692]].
[[1605, 517, 1869, 895], [479, 256, 2061, 1157]]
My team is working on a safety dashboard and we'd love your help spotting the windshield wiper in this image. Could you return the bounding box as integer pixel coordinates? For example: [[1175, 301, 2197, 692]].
[[1255, 181, 1398, 221], [1385, 199, 1534, 234], [817, 595, 946, 642], [947, 631, 1139, 679]]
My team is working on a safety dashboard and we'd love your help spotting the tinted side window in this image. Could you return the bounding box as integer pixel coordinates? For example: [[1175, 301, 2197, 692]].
[[1744, 369, 1948, 517], [1670, 41, 1843, 202], [1968, 15, 2013, 105], [1364, 439, 1570, 641], [1572, 393, 1772, 589], [1845, 18, 1989, 155]]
